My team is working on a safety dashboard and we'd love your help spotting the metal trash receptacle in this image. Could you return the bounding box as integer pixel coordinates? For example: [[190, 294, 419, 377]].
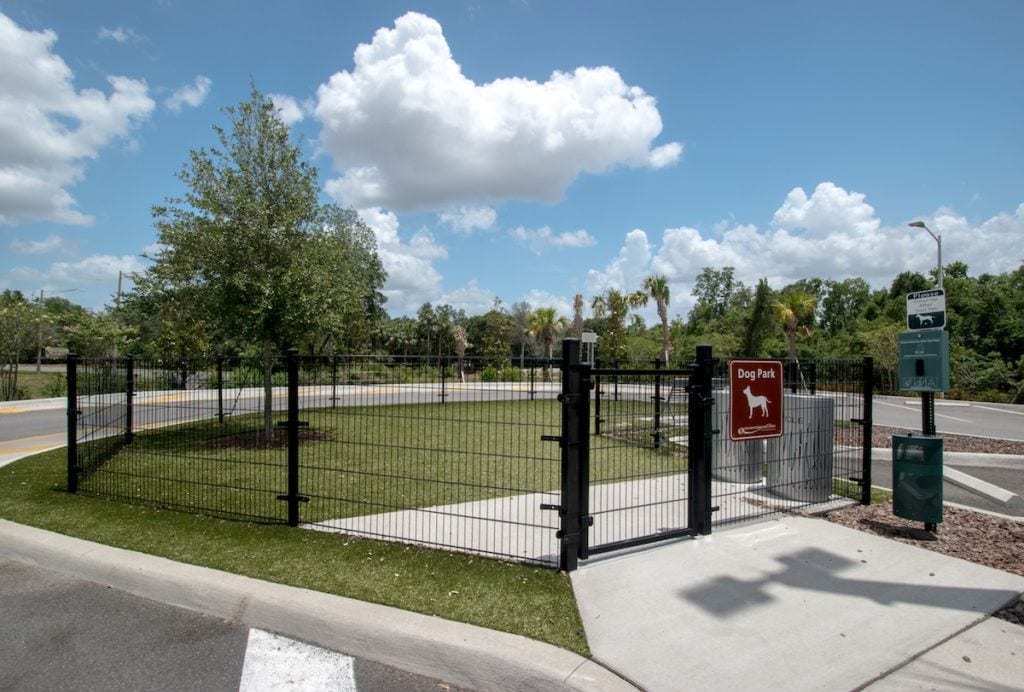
[[892, 434, 943, 524]]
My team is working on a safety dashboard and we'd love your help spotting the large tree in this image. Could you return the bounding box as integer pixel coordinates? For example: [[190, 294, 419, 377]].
[[136, 87, 385, 437], [629, 275, 671, 364]]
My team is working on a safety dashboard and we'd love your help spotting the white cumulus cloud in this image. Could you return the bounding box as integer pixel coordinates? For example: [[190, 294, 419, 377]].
[[269, 93, 305, 126], [315, 12, 681, 211], [97, 26, 142, 44], [0, 12, 154, 226], [439, 205, 496, 234], [165, 75, 212, 112], [520, 289, 573, 319], [585, 229, 653, 296], [10, 234, 64, 255], [357, 207, 447, 312], [439, 279, 496, 316], [510, 226, 596, 255], [583, 183, 1024, 321], [11, 253, 145, 284]]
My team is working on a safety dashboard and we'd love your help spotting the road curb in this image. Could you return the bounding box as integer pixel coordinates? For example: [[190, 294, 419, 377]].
[[0, 520, 636, 691]]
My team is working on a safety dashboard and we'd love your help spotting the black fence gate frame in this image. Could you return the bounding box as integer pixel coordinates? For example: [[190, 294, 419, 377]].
[[551, 339, 716, 572]]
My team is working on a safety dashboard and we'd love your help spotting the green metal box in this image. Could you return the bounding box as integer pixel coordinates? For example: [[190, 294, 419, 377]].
[[898, 330, 950, 392], [892, 434, 943, 524]]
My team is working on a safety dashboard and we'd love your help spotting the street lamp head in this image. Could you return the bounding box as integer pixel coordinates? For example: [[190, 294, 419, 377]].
[[908, 221, 927, 229]]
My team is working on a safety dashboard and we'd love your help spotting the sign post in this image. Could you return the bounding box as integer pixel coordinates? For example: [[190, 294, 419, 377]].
[[729, 360, 784, 441]]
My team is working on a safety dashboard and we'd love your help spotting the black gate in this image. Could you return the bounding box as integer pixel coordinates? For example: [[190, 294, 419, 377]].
[[550, 340, 715, 571]]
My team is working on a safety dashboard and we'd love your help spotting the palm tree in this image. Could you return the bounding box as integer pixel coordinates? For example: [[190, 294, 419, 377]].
[[629, 275, 671, 364], [527, 307, 568, 359], [591, 289, 630, 364], [774, 290, 816, 361], [571, 293, 585, 339]]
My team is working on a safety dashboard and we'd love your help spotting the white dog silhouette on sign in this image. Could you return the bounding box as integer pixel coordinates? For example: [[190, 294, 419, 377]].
[[742, 386, 771, 418]]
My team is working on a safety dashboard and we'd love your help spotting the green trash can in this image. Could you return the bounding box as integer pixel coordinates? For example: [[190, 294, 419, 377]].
[[892, 434, 943, 525]]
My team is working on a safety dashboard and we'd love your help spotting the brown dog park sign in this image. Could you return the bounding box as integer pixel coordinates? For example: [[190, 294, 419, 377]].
[[729, 360, 784, 441]]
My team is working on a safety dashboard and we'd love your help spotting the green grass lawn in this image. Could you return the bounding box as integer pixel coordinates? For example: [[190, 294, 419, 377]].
[[0, 447, 590, 655], [79, 398, 689, 524]]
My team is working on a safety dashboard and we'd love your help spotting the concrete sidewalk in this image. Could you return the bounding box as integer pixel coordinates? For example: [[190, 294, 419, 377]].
[[572, 517, 1024, 692]]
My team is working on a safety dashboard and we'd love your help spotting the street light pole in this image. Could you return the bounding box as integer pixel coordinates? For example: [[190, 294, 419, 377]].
[[908, 221, 942, 289]]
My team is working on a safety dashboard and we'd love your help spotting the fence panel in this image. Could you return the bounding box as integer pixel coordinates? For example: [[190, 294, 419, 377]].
[[585, 358, 697, 555], [710, 358, 871, 527], [299, 354, 563, 565], [75, 354, 289, 523]]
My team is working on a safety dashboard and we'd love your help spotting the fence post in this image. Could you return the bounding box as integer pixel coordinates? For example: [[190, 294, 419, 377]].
[[687, 345, 714, 535], [808, 361, 818, 396], [331, 353, 338, 408], [124, 355, 135, 444], [67, 354, 79, 493], [216, 355, 225, 424], [593, 358, 602, 436], [652, 358, 662, 449], [860, 356, 874, 505], [556, 337, 590, 571], [275, 348, 308, 527], [529, 363, 536, 401], [439, 355, 447, 403]]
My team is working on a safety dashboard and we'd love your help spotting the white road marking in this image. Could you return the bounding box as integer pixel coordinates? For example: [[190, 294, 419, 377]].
[[972, 404, 1024, 417], [239, 629, 357, 692]]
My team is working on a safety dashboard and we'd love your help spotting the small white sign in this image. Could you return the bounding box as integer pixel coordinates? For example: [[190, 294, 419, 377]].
[[907, 289, 945, 330]]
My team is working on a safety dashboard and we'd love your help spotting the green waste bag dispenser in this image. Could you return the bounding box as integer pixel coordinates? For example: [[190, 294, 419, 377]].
[[892, 434, 943, 528]]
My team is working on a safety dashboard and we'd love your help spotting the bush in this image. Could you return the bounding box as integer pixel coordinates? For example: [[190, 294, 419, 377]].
[[480, 365, 522, 382], [41, 375, 68, 398]]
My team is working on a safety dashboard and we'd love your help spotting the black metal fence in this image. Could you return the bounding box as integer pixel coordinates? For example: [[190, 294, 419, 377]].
[[707, 357, 874, 527], [66, 345, 872, 570], [68, 351, 565, 565]]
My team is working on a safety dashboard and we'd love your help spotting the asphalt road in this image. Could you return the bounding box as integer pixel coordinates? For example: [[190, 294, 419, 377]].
[[0, 556, 465, 692], [2, 387, 1023, 443]]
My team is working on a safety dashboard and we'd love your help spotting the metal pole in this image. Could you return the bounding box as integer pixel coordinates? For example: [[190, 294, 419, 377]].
[[124, 356, 134, 444], [921, 391, 936, 436], [286, 348, 300, 526], [36, 289, 43, 374], [216, 355, 225, 424], [860, 357, 874, 505], [66, 354, 79, 493], [593, 358, 602, 436], [558, 338, 584, 571], [688, 345, 714, 535], [652, 358, 662, 449]]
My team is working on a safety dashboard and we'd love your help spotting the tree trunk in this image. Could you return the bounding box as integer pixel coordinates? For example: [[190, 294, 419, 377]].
[[263, 338, 274, 440]]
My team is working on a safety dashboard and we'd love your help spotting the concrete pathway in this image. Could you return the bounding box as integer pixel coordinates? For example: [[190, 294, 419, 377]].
[[571, 516, 1024, 692]]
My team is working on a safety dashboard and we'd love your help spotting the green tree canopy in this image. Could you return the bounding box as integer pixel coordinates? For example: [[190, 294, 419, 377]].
[[131, 86, 386, 436]]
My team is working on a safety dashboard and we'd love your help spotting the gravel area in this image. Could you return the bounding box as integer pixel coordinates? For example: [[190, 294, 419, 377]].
[[869, 425, 1024, 456]]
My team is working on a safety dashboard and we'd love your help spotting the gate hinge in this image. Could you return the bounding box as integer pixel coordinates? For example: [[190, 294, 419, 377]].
[[276, 420, 310, 429], [540, 503, 563, 514], [540, 435, 563, 445]]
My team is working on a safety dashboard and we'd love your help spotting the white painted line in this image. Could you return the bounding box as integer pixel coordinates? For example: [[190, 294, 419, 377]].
[[934, 411, 972, 423], [239, 629, 357, 692], [972, 404, 1024, 417]]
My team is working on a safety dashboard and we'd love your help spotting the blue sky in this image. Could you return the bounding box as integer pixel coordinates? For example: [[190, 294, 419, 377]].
[[2, 1, 1022, 321]]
